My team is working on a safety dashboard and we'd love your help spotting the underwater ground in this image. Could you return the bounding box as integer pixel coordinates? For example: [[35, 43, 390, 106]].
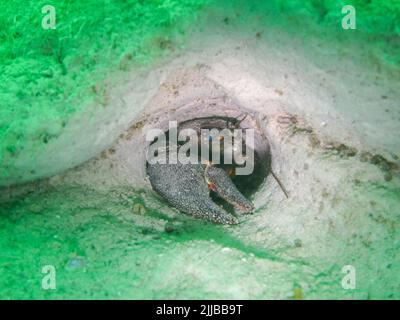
[[0, 0, 399, 299]]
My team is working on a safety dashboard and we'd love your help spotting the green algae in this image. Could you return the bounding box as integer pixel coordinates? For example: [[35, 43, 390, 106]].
[[0, 0, 208, 181], [1, 183, 398, 299]]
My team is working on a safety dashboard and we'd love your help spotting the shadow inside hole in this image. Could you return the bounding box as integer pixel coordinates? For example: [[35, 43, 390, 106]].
[[211, 146, 271, 214]]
